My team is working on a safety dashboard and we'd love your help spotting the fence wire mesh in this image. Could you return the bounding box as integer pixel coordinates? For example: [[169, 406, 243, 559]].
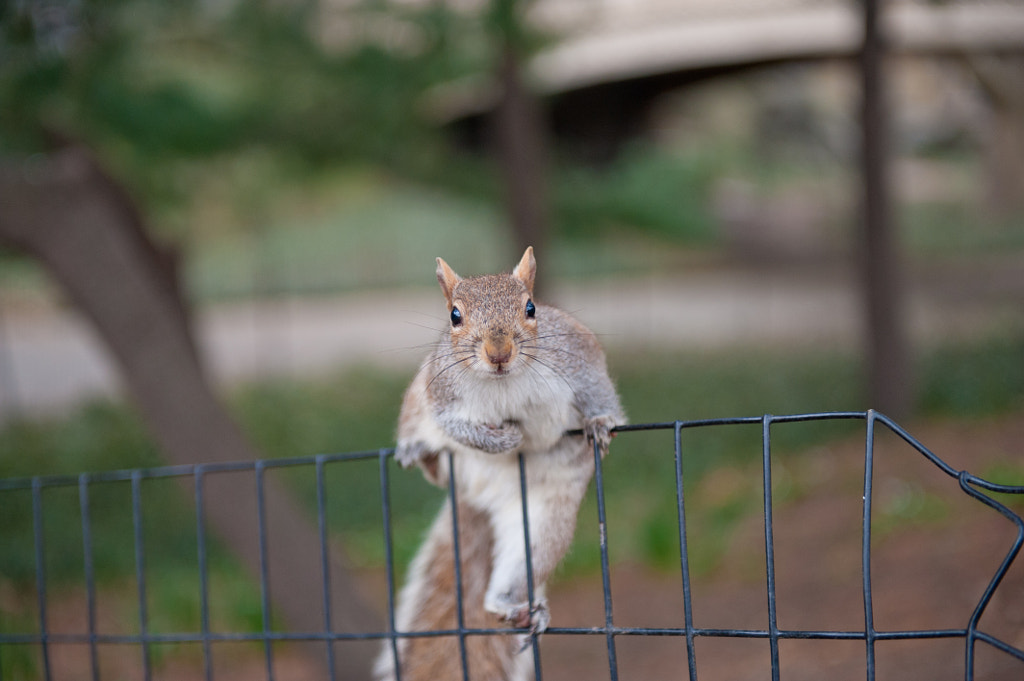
[[1, 410, 1022, 680]]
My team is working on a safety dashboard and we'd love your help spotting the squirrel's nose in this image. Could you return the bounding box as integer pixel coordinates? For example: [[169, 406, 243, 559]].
[[484, 338, 514, 367], [488, 349, 512, 366]]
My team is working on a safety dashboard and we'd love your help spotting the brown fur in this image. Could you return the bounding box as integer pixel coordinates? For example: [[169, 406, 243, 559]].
[[396, 501, 518, 681]]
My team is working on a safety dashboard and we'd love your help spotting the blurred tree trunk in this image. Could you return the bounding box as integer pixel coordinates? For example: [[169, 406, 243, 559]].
[[859, 0, 912, 419], [0, 145, 379, 679], [490, 0, 550, 294]]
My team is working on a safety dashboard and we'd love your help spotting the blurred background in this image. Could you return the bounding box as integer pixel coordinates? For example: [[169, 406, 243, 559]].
[[1, 0, 1022, 679]]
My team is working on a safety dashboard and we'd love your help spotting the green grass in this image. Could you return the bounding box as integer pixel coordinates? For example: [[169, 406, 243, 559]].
[[901, 203, 1024, 256], [870, 480, 951, 541], [0, 335, 1021, 676], [980, 461, 1024, 513], [918, 337, 1024, 417], [179, 149, 726, 302], [554, 145, 720, 244], [184, 170, 515, 300]]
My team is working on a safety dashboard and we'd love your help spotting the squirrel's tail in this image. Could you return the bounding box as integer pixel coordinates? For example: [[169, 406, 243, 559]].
[[374, 498, 524, 681]]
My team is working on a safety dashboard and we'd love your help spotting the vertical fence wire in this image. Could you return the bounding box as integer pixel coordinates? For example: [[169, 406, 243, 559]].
[[130, 470, 153, 681], [673, 421, 699, 681], [315, 455, 337, 681], [2, 414, 1023, 681], [446, 451, 472, 681], [760, 418, 781, 681], [591, 437, 619, 681], [78, 474, 100, 681], [31, 478, 51, 681], [379, 450, 403, 681], [255, 463, 275, 681], [862, 412, 878, 681], [517, 453, 543, 680], [194, 467, 214, 681]]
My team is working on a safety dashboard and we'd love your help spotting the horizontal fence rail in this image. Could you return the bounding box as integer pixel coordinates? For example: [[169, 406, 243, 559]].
[[1, 410, 1022, 680]]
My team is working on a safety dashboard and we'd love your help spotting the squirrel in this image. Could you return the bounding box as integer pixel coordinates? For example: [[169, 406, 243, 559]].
[[374, 247, 625, 681]]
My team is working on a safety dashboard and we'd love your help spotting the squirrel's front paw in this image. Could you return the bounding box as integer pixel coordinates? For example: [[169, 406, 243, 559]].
[[478, 421, 524, 453], [395, 440, 431, 468], [395, 440, 443, 484], [583, 415, 618, 457]]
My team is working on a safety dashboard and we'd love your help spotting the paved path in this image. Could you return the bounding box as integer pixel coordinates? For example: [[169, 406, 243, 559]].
[[0, 265, 1019, 422]]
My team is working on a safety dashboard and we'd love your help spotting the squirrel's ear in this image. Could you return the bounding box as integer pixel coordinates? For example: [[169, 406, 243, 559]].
[[512, 246, 536, 295], [436, 257, 461, 304]]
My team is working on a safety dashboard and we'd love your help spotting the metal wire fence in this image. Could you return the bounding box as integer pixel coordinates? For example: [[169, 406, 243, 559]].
[[1, 410, 1022, 680]]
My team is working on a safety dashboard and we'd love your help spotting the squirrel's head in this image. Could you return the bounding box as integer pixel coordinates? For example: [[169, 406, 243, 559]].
[[435, 247, 537, 377]]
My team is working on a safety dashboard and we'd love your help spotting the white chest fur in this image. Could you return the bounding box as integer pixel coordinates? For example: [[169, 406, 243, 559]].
[[442, 362, 587, 515], [452, 361, 579, 454]]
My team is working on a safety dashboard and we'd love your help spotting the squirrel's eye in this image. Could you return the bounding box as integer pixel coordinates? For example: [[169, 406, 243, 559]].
[[450, 307, 462, 326], [525, 299, 536, 318]]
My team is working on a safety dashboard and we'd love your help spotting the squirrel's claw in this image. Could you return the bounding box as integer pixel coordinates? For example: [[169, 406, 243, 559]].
[[478, 421, 524, 453], [516, 601, 551, 653], [583, 415, 617, 457], [487, 595, 549, 634], [395, 440, 428, 468]]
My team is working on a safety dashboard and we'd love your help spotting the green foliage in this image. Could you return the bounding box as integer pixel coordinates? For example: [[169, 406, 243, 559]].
[[0, 0, 487, 222], [555, 145, 721, 243], [85, 75, 246, 156], [917, 335, 1024, 417], [871, 480, 950, 540], [3, 2, 206, 146], [901, 202, 1024, 255], [3, 0, 556, 158], [980, 462, 1024, 512], [482, 0, 552, 55]]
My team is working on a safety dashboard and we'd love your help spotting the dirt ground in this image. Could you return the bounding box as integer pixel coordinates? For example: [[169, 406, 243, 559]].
[[19, 414, 1024, 681]]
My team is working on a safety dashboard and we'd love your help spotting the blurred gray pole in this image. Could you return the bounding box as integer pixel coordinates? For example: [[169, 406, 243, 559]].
[[495, 46, 549, 256], [491, 0, 550, 294], [859, 0, 912, 418]]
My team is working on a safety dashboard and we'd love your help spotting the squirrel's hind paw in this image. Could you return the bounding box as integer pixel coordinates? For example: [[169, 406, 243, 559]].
[[514, 601, 551, 653], [515, 600, 549, 634], [527, 601, 550, 635], [487, 596, 549, 635]]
